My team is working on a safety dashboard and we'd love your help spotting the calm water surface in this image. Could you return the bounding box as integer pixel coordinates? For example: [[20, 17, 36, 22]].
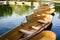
[[52, 6, 60, 40]]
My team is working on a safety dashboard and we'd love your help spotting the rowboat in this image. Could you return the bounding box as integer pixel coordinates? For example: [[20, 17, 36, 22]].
[[19, 4, 55, 40], [0, 4, 55, 40]]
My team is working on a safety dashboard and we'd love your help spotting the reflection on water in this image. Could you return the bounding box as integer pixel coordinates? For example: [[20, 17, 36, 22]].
[[0, 4, 12, 17], [10, 4, 33, 15], [55, 6, 60, 19], [0, 4, 34, 17], [0, 4, 35, 36], [52, 6, 60, 40]]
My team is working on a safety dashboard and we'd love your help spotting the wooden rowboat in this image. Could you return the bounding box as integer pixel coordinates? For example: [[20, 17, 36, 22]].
[[0, 4, 55, 40]]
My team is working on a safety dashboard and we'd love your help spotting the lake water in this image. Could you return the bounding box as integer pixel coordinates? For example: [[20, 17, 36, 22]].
[[52, 6, 60, 40], [0, 3, 60, 40]]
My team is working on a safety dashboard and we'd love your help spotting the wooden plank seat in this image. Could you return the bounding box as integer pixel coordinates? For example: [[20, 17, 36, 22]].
[[38, 20, 48, 24], [37, 15, 53, 24], [31, 26, 41, 30], [19, 29, 35, 35]]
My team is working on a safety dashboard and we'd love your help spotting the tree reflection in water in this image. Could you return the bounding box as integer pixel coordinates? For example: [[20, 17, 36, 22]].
[[55, 6, 60, 19], [0, 4, 12, 17], [14, 5, 29, 15], [10, 4, 34, 15], [0, 3, 34, 18]]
